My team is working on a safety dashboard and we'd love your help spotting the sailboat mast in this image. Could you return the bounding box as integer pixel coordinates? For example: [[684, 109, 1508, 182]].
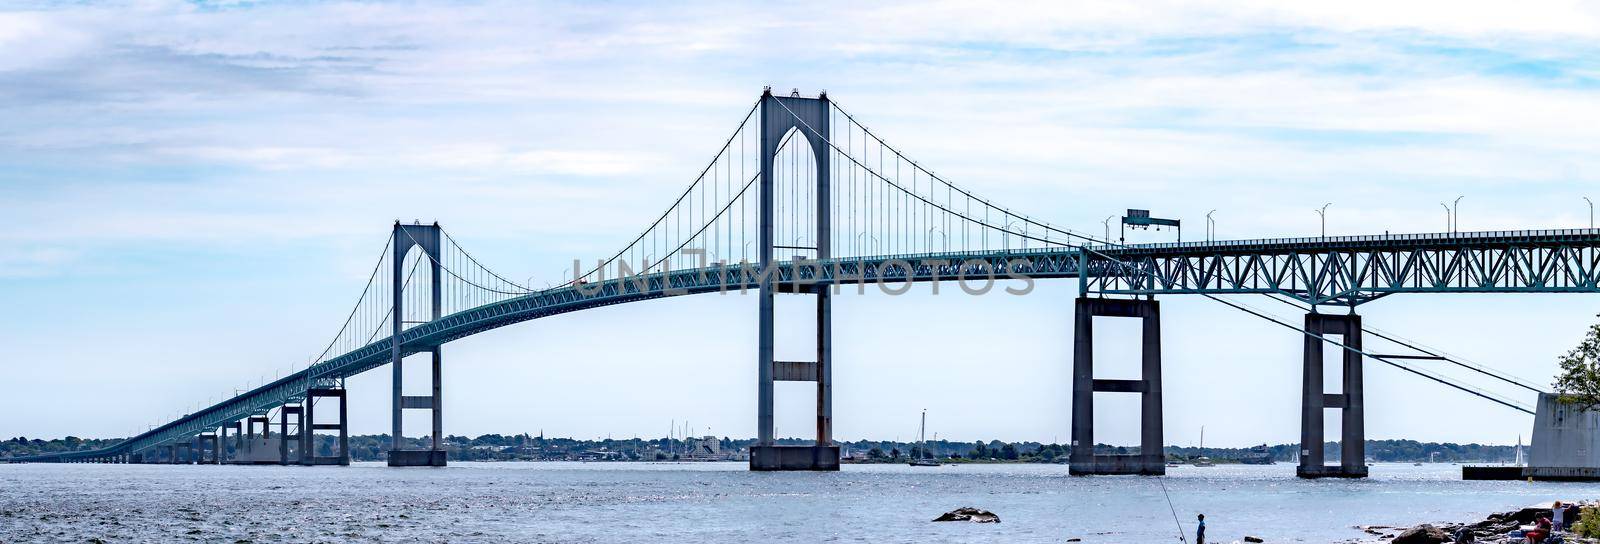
[[919, 410, 927, 457]]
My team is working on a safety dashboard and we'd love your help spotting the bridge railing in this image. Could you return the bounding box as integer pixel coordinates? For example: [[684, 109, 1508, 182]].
[[1089, 228, 1600, 252]]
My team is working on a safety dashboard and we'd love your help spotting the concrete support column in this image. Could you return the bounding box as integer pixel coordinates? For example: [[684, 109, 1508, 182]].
[[222, 422, 241, 464], [1297, 312, 1367, 479], [815, 287, 832, 446], [390, 347, 446, 467], [755, 90, 776, 449], [278, 404, 304, 466], [1069, 297, 1164, 476], [304, 388, 351, 466], [204, 433, 220, 464]]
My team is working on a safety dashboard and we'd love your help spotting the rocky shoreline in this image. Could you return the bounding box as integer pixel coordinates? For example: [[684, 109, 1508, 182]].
[[1357, 502, 1592, 543]]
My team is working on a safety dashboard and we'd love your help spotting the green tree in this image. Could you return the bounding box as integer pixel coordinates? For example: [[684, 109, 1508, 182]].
[[1555, 316, 1600, 410]]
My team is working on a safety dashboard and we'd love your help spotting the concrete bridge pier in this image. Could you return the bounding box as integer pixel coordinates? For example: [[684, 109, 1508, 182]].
[[302, 387, 350, 466], [1297, 311, 1367, 479], [198, 432, 220, 464], [279, 403, 305, 465], [1069, 297, 1165, 476], [389, 347, 446, 467], [748, 89, 839, 471], [221, 422, 240, 463]]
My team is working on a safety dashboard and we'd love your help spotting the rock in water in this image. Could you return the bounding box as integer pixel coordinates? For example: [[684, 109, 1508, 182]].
[[1243, 537, 1264, 543], [1392, 523, 1450, 544], [932, 507, 1000, 523]]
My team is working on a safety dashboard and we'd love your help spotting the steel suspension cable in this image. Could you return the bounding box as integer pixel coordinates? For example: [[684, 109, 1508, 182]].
[[1204, 293, 1534, 414], [772, 98, 1072, 250], [571, 99, 761, 286], [830, 101, 1100, 245], [1261, 294, 1546, 393], [440, 229, 530, 293], [303, 233, 394, 367]]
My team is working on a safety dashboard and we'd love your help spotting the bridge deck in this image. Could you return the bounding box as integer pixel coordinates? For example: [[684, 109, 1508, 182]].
[[14, 228, 1600, 463]]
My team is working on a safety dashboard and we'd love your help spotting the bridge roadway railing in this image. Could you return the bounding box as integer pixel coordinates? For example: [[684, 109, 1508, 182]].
[[15, 228, 1600, 462]]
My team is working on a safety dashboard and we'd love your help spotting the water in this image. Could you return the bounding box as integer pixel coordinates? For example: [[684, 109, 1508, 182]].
[[1, 461, 1594, 543]]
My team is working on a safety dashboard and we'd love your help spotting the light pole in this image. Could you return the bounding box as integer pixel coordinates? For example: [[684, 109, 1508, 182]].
[[1452, 195, 1463, 234], [1003, 221, 1020, 252], [928, 226, 947, 252], [1102, 215, 1115, 244], [1439, 202, 1452, 233], [1205, 210, 1216, 242], [1315, 203, 1331, 238], [1585, 196, 1594, 229]]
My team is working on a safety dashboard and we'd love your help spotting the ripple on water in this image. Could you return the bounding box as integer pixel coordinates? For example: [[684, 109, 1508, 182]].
[[0, 462, 1595, 542]]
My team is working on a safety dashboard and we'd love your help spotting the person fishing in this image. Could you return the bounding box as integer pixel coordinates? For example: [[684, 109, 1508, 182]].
[[1196, 513, 1206, 544]]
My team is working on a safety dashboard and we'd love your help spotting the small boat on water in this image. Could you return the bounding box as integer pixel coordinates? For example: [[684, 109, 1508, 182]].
[[1238, 444, 1275, 465], [909, 409, 942, 467], [1193, 426, 1215, 467]]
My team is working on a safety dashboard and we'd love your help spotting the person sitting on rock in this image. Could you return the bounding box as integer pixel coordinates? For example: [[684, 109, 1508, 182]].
[[1527, 516, 1551, 543]]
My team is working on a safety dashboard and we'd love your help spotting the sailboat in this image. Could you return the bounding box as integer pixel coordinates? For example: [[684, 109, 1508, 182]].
[[1514, 434, 1525, 466], [909, 409, 941, 467], [1192, 426, 1215, 467]]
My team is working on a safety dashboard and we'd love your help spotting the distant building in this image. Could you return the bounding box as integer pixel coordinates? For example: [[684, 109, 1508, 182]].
[[683, 436, 722, 461]]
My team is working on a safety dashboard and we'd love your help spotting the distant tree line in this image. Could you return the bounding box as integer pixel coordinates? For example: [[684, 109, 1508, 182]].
[[2, 434, 1525, 464]]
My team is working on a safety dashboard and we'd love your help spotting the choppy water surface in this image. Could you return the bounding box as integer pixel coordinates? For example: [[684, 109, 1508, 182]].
[[2, 461, 1596, 543]]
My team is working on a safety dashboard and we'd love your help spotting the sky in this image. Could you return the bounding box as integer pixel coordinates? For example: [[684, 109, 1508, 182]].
[[3, 0, 1600, 448]]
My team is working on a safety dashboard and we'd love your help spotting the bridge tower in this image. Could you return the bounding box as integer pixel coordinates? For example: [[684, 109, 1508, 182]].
[[1297, 311, 1366, 478], [389, 222, 447, 467], [750, 88, 840, 471]]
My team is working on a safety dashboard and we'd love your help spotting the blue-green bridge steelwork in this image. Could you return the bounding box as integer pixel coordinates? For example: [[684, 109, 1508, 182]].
[[12, 89, 1600, 479]]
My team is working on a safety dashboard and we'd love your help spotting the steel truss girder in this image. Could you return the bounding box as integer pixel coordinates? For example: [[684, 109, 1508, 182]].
[[1083, 230, 1600, 306]]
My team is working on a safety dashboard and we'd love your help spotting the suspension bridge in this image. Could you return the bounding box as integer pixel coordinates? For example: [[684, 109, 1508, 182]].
[[12, 88, 1600, 478]]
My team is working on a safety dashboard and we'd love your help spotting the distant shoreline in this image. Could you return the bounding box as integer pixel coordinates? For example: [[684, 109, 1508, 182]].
[[2, 434, 1528, 465]]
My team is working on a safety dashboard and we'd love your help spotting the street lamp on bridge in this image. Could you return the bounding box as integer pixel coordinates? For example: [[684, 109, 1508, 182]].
[[1440, 202, 1452, 233], [1205, 210, 1216, 242], [1452, 195, 1464, 234], [1585, 196, 1594, 229], [1102, 215, 1115, 244], [1315, 203, 1331, 238]]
